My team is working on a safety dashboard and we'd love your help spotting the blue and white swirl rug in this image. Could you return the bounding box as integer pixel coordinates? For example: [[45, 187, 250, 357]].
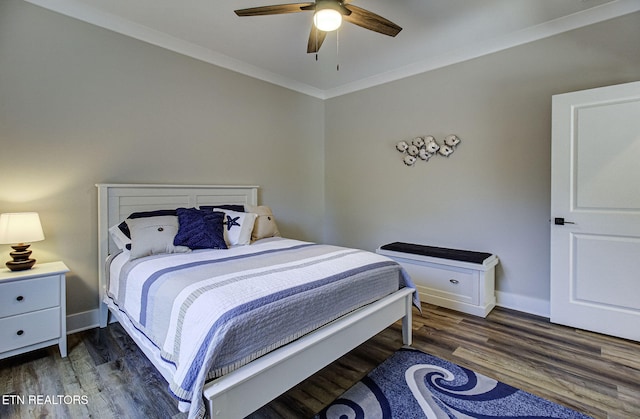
[[316, 347, 591, 419]]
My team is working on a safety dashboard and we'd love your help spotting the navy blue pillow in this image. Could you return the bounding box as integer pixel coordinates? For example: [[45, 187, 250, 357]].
[[200, 204, 245, 212], [174, 208, 227, 250]]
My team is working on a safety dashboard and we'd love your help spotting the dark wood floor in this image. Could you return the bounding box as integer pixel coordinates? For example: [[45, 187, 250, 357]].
[[1, 304, 639, 418]]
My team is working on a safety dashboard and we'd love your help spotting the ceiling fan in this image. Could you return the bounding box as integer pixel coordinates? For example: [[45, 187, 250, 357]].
[[234, 0, 402, 53]]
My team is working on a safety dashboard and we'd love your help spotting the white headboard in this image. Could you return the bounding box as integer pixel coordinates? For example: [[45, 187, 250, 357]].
[[95, 183, 259, 326]]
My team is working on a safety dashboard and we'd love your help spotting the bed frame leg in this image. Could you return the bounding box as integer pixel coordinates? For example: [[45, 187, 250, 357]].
[[99, 302, 109, 328], [402, 294, 413, 345]]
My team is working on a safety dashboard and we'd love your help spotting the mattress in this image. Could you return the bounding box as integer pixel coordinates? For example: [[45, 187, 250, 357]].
[[105, 237, 414, 418]]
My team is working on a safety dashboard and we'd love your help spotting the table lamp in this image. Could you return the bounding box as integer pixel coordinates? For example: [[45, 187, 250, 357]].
[[0, 212, 45, 271]]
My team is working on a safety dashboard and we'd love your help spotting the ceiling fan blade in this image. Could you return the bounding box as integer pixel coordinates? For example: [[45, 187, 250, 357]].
[[343, 4, 402, 37], [235, 3, 313, 16], [307, 25, 327, 53]]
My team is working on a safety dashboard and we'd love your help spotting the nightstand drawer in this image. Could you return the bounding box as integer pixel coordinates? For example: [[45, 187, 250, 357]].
[[0, 276, 60, 318], [0, 307, 61, 353], [402, 262, 475, 303]]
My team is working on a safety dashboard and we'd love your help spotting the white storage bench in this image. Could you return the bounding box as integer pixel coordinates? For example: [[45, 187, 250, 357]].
[[377, 242, 499, 317]]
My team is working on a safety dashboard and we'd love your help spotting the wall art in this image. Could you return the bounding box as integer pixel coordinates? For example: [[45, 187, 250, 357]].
[[395, 135, 460, 166]]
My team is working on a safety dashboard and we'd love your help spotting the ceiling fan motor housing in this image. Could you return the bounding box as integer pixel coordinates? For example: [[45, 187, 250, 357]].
[[314, 0, 351, 16]]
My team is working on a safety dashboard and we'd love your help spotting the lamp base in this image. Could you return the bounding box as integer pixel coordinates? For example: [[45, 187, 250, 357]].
[[6, 244, 36, 271], [6, 259, 36, 271]]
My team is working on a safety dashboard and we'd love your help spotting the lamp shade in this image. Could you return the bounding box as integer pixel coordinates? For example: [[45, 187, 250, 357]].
[[0, 212, 45, 244]]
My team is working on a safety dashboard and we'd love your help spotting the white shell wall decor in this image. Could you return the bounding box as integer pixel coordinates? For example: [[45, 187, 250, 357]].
[[395, 135, 460, 166], [438, 144, 454, 157], [425, 138, 440, 154], [418, 148, 431, 161], [444, 134, 461, 147], [412, 137, 425, 147], [403, 155, 417, 166], [396, 140, 409, 152]]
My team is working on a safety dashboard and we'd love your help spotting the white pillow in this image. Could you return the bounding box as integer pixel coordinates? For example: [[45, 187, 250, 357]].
[[109, 224, 130, 250], [126, 216, 190, 259], [216, 209, 257, 246]]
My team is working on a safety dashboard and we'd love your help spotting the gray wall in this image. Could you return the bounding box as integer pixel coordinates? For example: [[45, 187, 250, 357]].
[[1, 0, 639, 321], [0, 1, 325, 316], [324, 12, 640, 314]]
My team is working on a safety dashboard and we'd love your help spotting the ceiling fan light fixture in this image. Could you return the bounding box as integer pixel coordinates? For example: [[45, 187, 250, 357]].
[[234, 1, 402, 53], [313, 8, 342, 32]]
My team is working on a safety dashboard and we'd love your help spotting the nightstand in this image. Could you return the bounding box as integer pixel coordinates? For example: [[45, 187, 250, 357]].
[[0, 261, 69, 359]]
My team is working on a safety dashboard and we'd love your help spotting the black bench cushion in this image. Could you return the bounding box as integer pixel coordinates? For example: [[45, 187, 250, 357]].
[[380, 242, 492, 265]]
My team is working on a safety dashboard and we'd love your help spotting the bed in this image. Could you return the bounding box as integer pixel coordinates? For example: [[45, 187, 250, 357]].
[[97, 183, 417, 418]]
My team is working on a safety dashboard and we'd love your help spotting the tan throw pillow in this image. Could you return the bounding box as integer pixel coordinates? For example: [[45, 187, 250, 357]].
[[246, 205, 281, 241]]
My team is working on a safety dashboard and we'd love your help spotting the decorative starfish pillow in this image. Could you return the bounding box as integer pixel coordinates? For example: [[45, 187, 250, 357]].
[[214, 208, 257, 246]]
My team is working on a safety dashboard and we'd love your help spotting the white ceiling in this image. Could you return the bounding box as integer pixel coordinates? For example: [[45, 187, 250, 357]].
[[25, 0, 640, 99]]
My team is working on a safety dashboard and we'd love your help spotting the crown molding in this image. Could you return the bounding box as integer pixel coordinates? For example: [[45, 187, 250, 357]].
[[24, 0, 640, 100], [323, 0, 640, 98], [23, 0, 326, 98]]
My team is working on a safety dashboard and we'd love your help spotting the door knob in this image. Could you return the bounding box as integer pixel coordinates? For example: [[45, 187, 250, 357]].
[[554, 217, 575, 225]]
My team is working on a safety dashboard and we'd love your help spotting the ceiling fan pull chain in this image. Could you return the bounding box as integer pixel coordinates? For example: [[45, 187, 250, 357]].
[[315, 26, 319, 61], [336, 28, 340, 71]]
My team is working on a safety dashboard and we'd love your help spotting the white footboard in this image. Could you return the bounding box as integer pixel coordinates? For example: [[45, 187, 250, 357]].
[[202, 287, 414, 418]]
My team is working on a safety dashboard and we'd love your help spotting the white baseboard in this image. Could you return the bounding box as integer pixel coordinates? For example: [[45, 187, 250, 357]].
[[66, 309, 100, 334], [495, 291, 550, 318], [67, 308, 119, 334]]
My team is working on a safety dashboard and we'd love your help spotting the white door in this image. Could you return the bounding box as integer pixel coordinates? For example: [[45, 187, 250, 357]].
[[550, 81, 640, 342]]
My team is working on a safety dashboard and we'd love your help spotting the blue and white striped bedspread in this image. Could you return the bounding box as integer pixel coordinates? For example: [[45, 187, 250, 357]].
[[107, 237, 415, 418]]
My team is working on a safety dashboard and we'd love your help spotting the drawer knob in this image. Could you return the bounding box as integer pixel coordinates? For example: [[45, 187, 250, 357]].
[[16, 295, 24, 302], [16, 330, 24, 336], [449, 279, 459, 284]]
